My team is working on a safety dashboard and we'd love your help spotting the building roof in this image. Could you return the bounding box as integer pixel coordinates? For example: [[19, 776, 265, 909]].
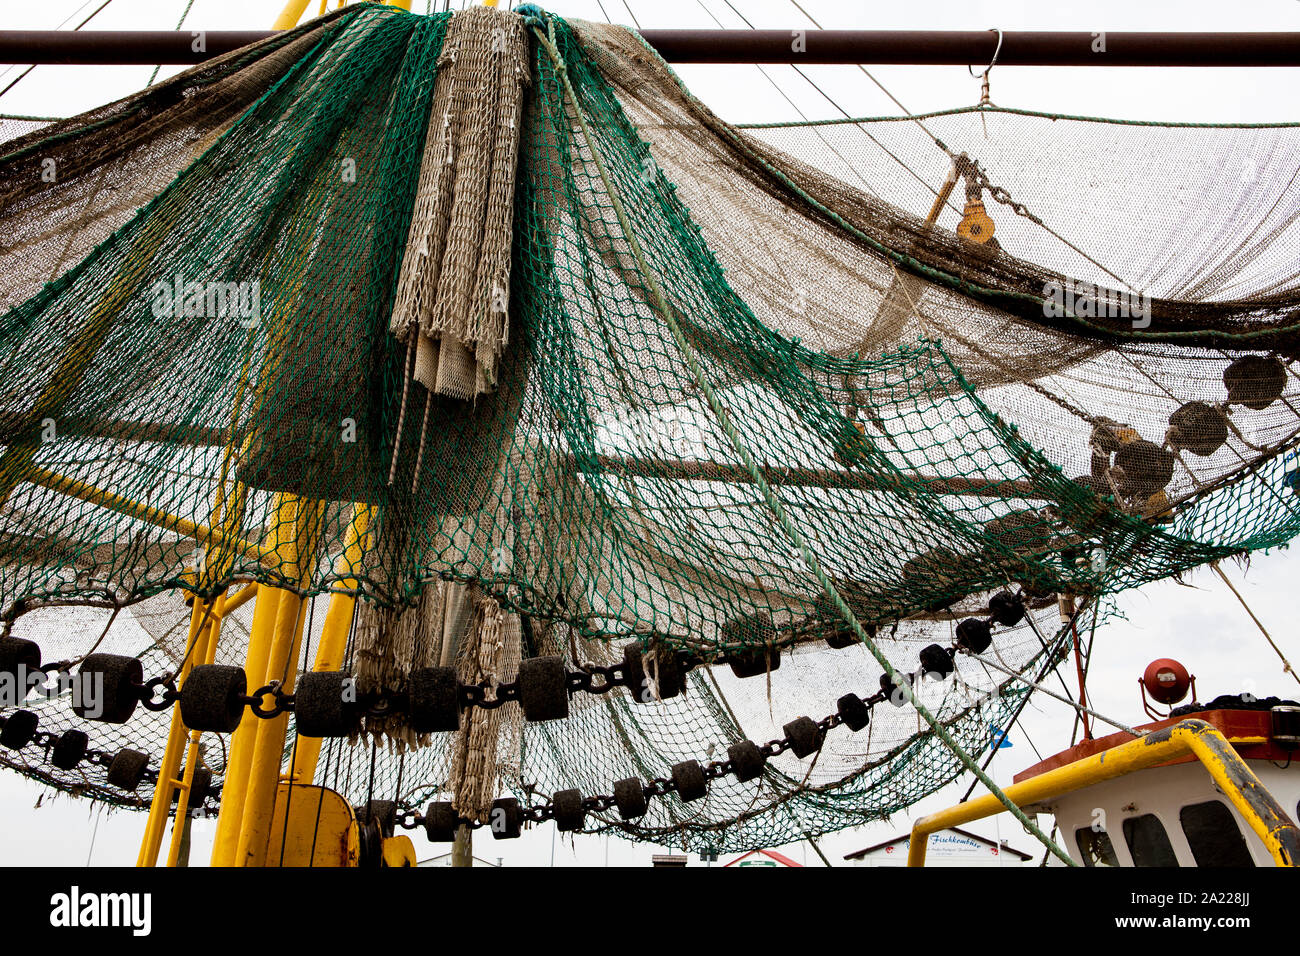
[[843, 826, 1032, 861], [417, 853, 502, 866], [723, 848, 804, 867]]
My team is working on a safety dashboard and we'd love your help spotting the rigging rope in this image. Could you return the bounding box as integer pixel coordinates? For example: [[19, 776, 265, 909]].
[[1210, 561, 1300, 688], [965, 649, 1144, 737]]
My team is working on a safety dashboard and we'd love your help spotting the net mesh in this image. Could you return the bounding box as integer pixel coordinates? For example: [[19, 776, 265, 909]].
[[1, 4, 1297, 852]]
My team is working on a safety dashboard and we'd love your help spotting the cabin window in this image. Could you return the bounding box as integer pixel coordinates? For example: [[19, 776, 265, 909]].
[[1179, 801, 1254, 867], [1122, 814, 1179, 866], [1074, 827, 1118, 867]]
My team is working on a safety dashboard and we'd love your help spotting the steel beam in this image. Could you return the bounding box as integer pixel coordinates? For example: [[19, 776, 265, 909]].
[[1, 29, 1299, 67]]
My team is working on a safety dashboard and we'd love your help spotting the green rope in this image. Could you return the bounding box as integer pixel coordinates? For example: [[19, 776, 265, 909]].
[[146, 0, 199, 88], [534, 18, 1078, 867]]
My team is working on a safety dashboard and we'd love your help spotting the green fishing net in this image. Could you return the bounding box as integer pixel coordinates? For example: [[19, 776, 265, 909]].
[[0, 4, 1296, 851]]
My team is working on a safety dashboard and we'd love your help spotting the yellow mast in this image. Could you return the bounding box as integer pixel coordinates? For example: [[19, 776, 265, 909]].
[[210, 0, 411, 868]]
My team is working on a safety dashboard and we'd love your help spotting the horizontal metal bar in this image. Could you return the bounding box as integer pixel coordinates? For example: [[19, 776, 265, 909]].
[[1, 29, 1299, 66], [575, 453, 1047, 500], [639, 29, 1300, 66], [0, 30, 272, 65]]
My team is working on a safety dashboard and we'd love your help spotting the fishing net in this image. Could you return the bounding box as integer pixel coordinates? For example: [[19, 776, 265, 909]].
[[1, 4, 1297, 852]]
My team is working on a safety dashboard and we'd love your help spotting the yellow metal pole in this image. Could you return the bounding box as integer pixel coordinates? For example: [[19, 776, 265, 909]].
[[223, 581, 259, 614], [212, 0, 419, 865], [272, 0, 313, 30], [907, 719, 1298, 867], [210, 494, 301, 865], [234, 497, 323, 866], [208, 0, 333, 850], [164, 588, 229, 866], [136, 591, 222, 865], [235, 595, 308, 866], [290, 503, 372, 784], [139, 442, 249, 866], [25, 466, 271, 564]]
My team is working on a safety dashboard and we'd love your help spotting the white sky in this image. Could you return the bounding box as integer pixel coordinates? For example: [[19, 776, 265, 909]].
[[1, 0, 1298, 867]]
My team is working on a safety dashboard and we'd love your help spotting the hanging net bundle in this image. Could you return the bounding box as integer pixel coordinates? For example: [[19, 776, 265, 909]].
[[0, 3, 1297, 852]]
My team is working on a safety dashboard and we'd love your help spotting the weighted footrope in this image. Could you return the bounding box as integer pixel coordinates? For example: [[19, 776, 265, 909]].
[[0, 636, 39, 678], [0, 709, 38, 749], [671, 759, 707, 802], [622, 643, 685, 702], [423, 801, 458, 842], [727, 740, 766, 782], [1224, 354, 1286, 410], [488, 797, 522, 839], [814, 595, 869, 648], [783, 716, 823, 758], [51, 729, 88, 770], [918, 644, 955, 679], [836, 694, 871, 732], [881, 671, 912, 706], [613, 777, 648, 820], [293, 671, 355, 738], [956, 618, 993, 654], [824, 629, 857, 649], [74, 653, 143, 724], [518, 656, 568, 722], [106, 749, 148, 791], [987, 591, 1024, 627], [408, 666, 461, 733], [727, 643, 780, 679], [1111, 440, 1174, 498], [1168, 401, 1228, 456], [180, 664, 246, 733], [552, 789, 585, 832]]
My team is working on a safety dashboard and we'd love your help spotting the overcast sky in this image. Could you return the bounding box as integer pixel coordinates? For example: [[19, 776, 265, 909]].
[[1, 0, 1297, 867]]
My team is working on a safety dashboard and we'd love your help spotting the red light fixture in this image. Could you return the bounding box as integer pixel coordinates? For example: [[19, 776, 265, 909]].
[[1139, 658, 1195, 719]]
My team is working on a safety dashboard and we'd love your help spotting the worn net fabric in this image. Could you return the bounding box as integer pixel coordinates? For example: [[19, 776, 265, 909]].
[[0, 6, 1297, 851], [0, 116, 57, 146]]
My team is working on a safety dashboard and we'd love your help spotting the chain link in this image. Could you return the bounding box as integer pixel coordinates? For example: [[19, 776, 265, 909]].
[[962, 154, 1044, 225], [3, 592, 1027, 834]]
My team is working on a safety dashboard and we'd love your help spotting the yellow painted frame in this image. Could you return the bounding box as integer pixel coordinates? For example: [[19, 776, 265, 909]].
[[907, 718, 1300, 867]]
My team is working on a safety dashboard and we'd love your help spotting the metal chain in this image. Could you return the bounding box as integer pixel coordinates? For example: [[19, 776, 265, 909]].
[[2, 588, 1029, 833], [960, 153, 1044, 225], [0, 712, 221, 810], [387, 594, 1027, 838]]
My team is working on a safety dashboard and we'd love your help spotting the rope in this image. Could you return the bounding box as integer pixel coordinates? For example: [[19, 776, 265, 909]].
[[693, 0, 883, 200], [959, 607, 1079, 803], [1211, 561, 1300, 688], [785, 0, 952, 152], [146, 0, 199, 88], [533, 17, 1077, 866], [0, 0, 119, 104], [964, 650, 1145, 737]]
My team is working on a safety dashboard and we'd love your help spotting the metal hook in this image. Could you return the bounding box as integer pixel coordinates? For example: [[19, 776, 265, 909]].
[[968, 27, 1004, 78], [969, 28, 1002, 118]]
